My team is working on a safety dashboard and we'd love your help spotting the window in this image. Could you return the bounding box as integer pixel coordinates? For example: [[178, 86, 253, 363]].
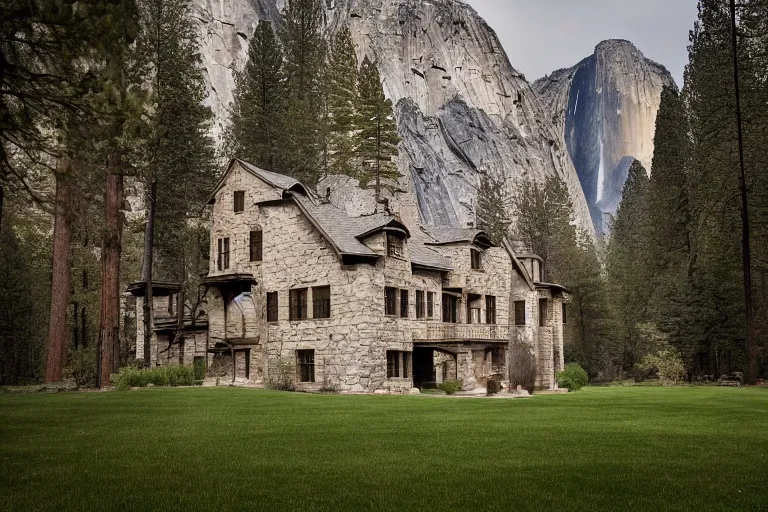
[[416, 290, 425, 319], [297, 350, 315, 382], [514, 301, 526, 326], [471, 249, 483, 270], [486, 296, 496, 324], [387, 351, 410, 379], [289, 288, 308, 321], [442, 294, 458, 323], [400, 289, 409, 318], [427, 292, 435, 318], [387, 234, 404, 259], [266, 292, 278, 322], [539, 298, 548, 327], [312, 286, 331, 319], [217, 237, 230, 270], [385, 287, 398, 316], [562, 303, 567, 324], [249, 230, 262, 262], [233, 191, 245, 213]]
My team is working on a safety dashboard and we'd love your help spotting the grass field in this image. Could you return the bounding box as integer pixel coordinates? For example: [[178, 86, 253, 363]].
[[1, 387, 766, 512]]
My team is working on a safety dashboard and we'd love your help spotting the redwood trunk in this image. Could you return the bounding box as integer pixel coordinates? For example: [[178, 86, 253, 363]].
[[45, 157, 73, 383], [98, 157, 124, 387]]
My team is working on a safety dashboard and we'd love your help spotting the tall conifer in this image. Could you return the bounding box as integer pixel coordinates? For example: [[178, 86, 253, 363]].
[[228, 21, 285, 171], [357, 56, 401, 197], [281, 0, 326, 185]]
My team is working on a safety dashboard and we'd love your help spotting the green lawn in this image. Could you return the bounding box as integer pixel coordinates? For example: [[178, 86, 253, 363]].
[[1, 387, 766, 512]]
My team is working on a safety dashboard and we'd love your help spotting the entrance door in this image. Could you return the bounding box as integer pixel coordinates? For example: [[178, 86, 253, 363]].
[[412, 348, 436, 388]]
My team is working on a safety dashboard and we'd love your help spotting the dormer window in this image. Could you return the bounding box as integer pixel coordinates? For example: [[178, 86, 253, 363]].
[[387, 234, 404, 259], [233, 191, 245, 213], [471, 248, 483, 270]]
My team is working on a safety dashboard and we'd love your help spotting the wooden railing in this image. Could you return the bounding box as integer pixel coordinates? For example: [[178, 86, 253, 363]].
[[412, 323, 513, 342]]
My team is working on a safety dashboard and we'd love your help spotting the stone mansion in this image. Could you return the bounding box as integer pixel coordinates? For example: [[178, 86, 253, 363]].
[[130, 159, 567, 393]]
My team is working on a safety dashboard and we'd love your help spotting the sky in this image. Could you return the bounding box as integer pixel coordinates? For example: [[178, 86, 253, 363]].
[[465, 0, 700, 87]]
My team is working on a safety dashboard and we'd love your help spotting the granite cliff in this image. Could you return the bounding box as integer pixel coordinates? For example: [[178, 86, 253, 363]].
[[191, 0, 596, 236], [534, 40, 675, 233]]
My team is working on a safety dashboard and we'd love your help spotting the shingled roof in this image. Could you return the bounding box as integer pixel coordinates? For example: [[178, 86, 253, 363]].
[[292, 195, 399, 258], [423, 226, 495, 248], [206, 159, 310, 205]]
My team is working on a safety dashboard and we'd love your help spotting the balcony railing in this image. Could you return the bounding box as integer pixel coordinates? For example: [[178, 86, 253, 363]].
[[412, 323, 513, 342]]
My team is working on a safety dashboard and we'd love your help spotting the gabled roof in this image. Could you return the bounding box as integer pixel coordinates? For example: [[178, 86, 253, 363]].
[[408, 231, 453, 272], [292, 195, 411, 259], [423, 226, 495, 248], [206, 159, 310, 205]]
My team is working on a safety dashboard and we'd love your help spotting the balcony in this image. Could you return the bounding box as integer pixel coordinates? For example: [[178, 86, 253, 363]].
[[412, 323, 513, 342]]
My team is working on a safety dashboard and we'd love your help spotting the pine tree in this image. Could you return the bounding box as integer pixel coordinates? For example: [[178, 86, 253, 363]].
[[642, 85, 699, 375], [606, 160, 653, 369], [280, 0, 327, 185], [357, 56, 401, 197], [513, 175, 611, 376], [227, 20, 285, 171], [131, 0, 216, 361], [513, 175, 575, 280], [683, 0, 757, 379], [475, 173, 512, 246], [326, 27, 359, 177]]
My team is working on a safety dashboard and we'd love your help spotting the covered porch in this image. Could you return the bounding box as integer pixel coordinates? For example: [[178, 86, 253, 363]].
[[411, 341, 508, 392]]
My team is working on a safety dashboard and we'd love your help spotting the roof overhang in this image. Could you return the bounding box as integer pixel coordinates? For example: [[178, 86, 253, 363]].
[[411, 262, 453, 273], [126, 281, 182, 297], [201, 273, 257, 287], [536, 282, 569, 295]]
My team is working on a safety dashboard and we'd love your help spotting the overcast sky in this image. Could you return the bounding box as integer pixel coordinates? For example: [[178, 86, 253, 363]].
[[465, 0, 699, 87]]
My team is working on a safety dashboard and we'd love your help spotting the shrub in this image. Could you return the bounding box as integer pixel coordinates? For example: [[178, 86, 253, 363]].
[[637, 349, 685, 385], [556, 363, 588, 391], [438, 379, 463, 395], [486, 377, 501, 395], [267, 358, 295, 391], [193, 358, 207, 381], [64, 347, 98, 388], [110, 365, 195, 391]]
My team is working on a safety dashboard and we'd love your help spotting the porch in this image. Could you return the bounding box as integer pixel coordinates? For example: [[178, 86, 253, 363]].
[[411, 323, 515, 342]]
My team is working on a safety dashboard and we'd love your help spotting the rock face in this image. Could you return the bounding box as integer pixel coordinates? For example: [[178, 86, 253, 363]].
[[534, 40, 675, 233], [191, 0, 594, 237]]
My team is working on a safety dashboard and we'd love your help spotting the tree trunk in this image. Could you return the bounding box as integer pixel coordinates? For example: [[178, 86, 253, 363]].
[[729, 0, 758, 384], [141, 180, 157, 365], [45, 157, 73, 383], [98, 155, 124, 387]]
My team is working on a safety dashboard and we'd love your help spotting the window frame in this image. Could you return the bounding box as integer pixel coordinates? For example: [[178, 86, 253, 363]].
[[400, 289, 409, 318], [470, 248, 483, 270], [233, 191, 245, 213], [415, 290, 425, 319], [266, 292, 279, 322], [442, 294, 458, 323], [514, 300, 526, 326], [539, 298, 548, 327], [296, 349, 315, 383], [385, 287, 398, 316], [249, 230, 263, 262], [485, 295, 496, 325], [217, 237, 230, 271], [312, 285, 331, 319], [427, 292, 435, 318], [386, 351, 411, 379], [289, 288, 308, 321]]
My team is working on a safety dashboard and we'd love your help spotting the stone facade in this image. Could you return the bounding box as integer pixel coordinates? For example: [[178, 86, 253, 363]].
[[135, 160, 567, 393]]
